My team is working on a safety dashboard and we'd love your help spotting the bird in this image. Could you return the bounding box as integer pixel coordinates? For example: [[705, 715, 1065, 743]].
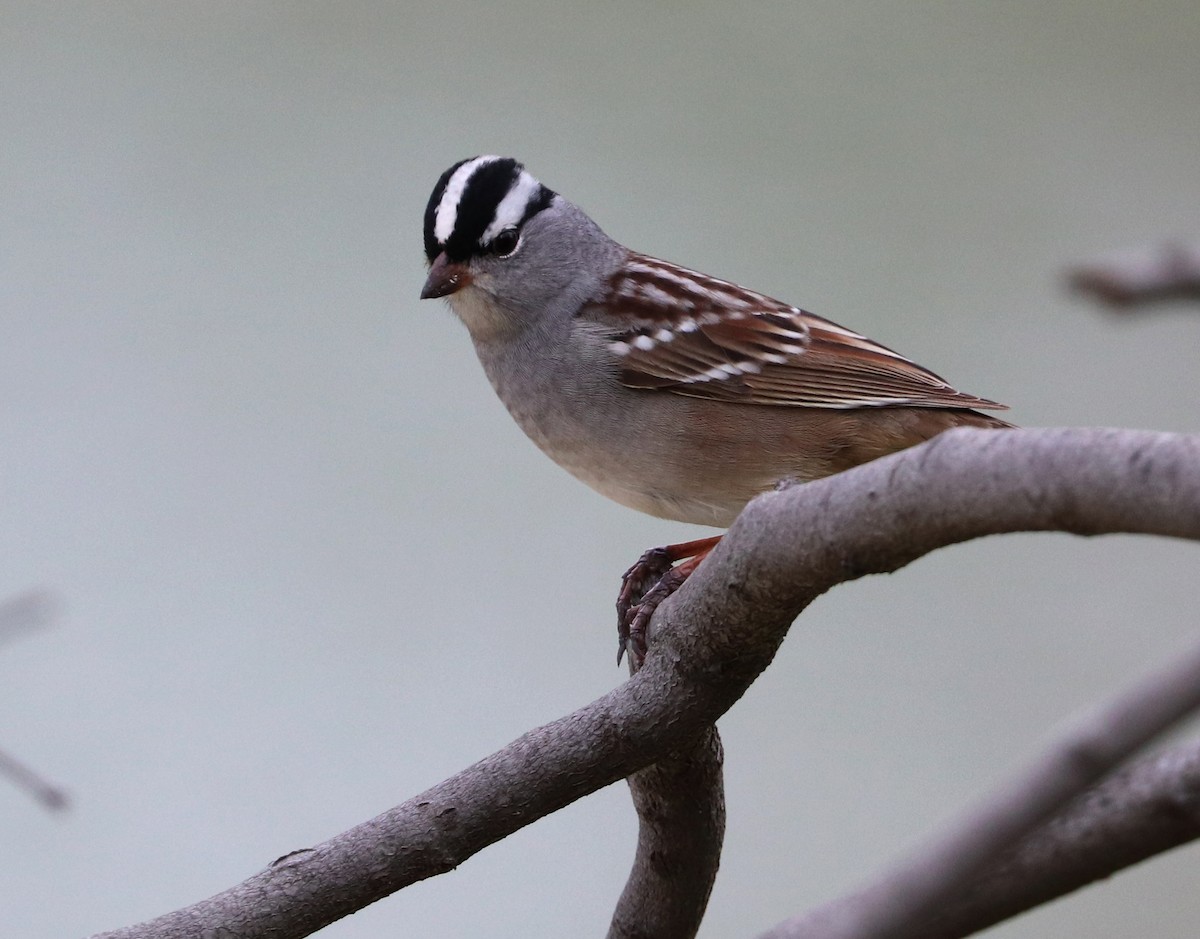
[[420, 155, 1010, 664]]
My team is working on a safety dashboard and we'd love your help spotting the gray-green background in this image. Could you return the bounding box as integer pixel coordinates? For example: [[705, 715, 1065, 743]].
[[3, 3, 1199, 936]]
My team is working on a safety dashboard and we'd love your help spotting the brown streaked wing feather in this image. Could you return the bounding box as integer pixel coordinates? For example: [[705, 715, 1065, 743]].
[[594, 256, 1007, 411]]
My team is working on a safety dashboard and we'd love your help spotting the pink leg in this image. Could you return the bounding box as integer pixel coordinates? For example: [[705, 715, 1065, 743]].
[[617, 536, 721, 667]]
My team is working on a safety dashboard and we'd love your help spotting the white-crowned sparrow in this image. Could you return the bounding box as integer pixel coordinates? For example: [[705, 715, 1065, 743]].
[[421, 156, 1010, 662]]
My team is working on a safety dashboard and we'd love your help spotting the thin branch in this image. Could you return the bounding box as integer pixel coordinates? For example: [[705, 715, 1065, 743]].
[[0, 747, 69, 811], [0, 589, 58, 646], [1067, 242, 1200, 309], [608, 726, 725, 939], [759, 635, 1200, 939], [87, 427, 1200, 939], [0, 589, 68, 811], [918, 738, 1200, 938]]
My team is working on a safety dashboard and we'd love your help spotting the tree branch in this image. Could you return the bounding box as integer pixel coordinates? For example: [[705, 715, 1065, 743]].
[[87, 427, 1200, 939], [0, 589, 68, 811], [608, 726, 725, 939], [760, 636, 1200, 939], [0, 748, 69, 812], [917, 737, 1200, 938], [1067, 242, 1200, 309], [0, 588, 57, 646]]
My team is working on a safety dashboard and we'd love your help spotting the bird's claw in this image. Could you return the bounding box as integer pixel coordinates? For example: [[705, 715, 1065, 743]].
[[617, 552, 693, 669]]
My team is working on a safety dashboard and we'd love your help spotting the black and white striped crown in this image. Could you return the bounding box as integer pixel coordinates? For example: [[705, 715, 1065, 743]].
[[424, 156, 556, 263]]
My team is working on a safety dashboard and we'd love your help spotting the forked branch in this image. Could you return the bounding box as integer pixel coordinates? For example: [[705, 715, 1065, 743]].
[[88, 427, 1200, 939]]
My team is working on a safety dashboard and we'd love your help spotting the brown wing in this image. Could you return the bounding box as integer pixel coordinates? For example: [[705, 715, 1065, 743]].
[[593, 254, 1006, 412]]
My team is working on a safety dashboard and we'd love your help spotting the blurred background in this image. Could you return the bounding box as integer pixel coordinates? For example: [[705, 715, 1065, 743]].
[[2, 2, 1199, 936]]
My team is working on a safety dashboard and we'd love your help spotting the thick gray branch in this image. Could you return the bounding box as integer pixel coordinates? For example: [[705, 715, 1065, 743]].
[[87, 427, 1200, 939], [608, 727, 725, 939]]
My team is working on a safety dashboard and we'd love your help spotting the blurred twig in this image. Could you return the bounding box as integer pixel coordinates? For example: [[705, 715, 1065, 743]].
[[0, 589, 58, 645], [911, 738, 1200, 938], [760, 636, 1200, 939], [0, 748, 68, 811], [0, 589, 69, 812], [1068, 242, 1200, 309]]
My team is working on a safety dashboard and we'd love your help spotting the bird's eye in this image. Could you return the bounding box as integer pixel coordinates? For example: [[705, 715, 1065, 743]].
[[490, 228, 520, 257]]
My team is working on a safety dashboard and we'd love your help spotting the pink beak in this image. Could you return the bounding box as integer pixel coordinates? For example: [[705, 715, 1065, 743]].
[[420, 253, 472, 299]]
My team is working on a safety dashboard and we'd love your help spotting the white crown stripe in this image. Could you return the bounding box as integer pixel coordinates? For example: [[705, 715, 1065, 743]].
[[482, 170, 542, 243], [434, 155, 500, 244]]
